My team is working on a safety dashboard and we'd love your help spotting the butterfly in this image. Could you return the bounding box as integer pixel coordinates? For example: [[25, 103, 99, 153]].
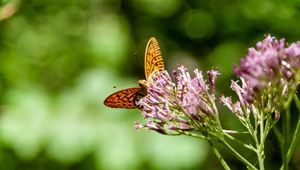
[[103, 37, 165, 109]]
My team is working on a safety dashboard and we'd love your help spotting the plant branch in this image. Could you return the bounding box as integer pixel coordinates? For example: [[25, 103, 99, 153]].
[[286, 95, 300, 164], [221, 138, 258, 170], [209, 141, 231, 170], [223, 132, 256, 152], [281, 93, 294, 170], [257, 111, 265, 170]]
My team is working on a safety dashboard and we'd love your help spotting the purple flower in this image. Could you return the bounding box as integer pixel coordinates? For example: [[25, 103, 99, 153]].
[[285, 42, 300, 67], [220, 96, 246, 118], [207, 69, 220, 89], [234, 35, 300, 104], [135, 121, 167, 134], [136, 66, 220, 134], [223, 35, 300, 119]]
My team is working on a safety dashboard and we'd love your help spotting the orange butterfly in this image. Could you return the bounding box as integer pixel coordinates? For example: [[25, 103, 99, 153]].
[[104, 37, 165, 108]]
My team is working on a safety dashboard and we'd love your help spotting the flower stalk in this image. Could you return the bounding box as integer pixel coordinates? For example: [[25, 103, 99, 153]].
[[209, 141, 231, 170], [286, 95, 300, 162]]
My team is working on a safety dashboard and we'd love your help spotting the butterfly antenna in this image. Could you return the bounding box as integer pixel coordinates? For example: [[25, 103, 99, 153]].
[[134, 52, 141, 75], [112, 82, 137, 89]]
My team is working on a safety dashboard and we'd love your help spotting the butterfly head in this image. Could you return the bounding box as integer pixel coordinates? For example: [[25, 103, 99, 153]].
[[138, 79, 147, 88]]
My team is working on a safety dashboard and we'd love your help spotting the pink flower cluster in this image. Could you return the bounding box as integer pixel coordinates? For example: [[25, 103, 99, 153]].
[[136, 66, 219, 134]]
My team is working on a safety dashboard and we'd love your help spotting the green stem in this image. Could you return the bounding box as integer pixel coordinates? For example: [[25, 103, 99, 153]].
[[223, 133, 256, 152], [183, 131, 231, 170], [209, 141, 231, 170], [181, 131, 206, 140], [263, 115, 276, 141], [182, 131, 218, 142], [281, 94, 293, 170], [273, 125, 283, 149], [285, 95, 300, 166], [221, 139, 258, 170], [184, 131, 257, 169], [284, 108, 290, 170], [282, 114, 287, 170], [257, 111, 265, 170]]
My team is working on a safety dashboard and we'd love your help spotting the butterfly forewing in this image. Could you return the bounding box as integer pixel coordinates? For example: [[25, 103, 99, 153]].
[[144, 37, 165, 79], [104, 88, 143, 108]]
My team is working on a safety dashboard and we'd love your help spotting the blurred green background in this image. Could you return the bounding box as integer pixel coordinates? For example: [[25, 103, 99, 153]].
[[1, 0, 300, 169]]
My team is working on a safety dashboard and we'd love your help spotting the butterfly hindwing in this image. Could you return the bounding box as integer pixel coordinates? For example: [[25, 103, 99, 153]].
[[104, 88, 143, 108], [144, 37, 165, 79]]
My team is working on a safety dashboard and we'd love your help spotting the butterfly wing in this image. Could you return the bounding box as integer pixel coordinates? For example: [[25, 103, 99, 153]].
[[103, 88, 144, 108], [144, 37, 165, 79]]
